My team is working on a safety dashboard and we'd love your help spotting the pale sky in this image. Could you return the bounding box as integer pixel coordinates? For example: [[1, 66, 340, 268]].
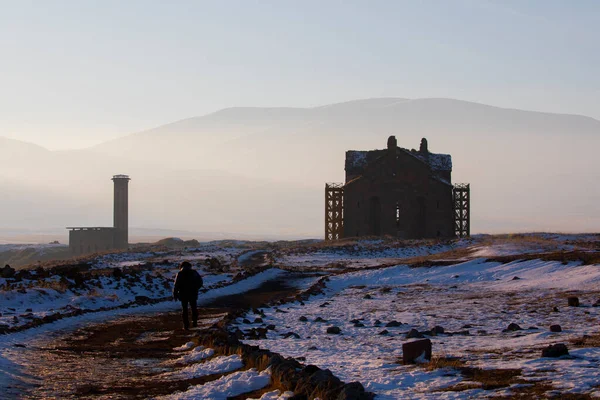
[[1, 0, 598, 150]]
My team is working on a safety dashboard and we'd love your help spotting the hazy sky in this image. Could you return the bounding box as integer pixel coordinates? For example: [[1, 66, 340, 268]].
[[1, 0, 598, 150]]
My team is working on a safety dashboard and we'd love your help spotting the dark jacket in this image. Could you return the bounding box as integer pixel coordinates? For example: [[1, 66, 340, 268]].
[[173, 265, 203, 300]]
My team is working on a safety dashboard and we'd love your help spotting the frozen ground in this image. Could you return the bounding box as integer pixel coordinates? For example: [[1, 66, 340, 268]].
[[1, 235, 598, 399], [237, 251, 600, 398]]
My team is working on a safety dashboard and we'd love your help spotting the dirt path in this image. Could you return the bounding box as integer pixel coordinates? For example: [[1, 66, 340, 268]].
[[14, 278, 299, 399]]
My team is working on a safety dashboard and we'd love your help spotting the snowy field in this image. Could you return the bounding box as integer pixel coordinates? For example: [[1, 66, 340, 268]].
[[1, 235, 599, 399], [237, 251, 600, 398]]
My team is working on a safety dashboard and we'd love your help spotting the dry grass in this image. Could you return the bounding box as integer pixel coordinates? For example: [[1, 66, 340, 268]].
[[422, 356, 466, 371]]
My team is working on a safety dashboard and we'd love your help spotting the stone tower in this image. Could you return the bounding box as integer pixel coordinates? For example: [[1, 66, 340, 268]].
[[112, 174, 130, 249]]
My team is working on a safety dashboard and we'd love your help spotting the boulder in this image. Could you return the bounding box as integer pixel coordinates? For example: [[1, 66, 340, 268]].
[[385, 321, 402, 328], [1, 265, 15, 278], [281, 331, 300, 339], [336, 381, 372, 400], [550, 324, 562, 332], [406, 329, 424, 339], [541, 343, 569, 358], [402, 339, 432, 364], [503, 323, 522, 332], [254, 317, 263, 324], [363, 294, 372, 299], [299, 316, 308, 322], [568, 297, 580, 307], [326, 326, 341, 335], [314, 317, 328, 323], [431, 326, 445, 335]]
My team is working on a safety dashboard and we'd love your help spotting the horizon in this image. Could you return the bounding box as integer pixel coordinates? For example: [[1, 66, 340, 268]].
[[3, 96, 600, 151]]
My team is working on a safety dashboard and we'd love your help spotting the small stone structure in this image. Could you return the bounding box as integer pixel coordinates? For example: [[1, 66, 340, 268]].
[[67, 175, 130, 255]]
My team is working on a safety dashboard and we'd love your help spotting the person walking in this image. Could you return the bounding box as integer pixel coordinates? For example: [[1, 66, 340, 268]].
[[173, 261, 203, 330]]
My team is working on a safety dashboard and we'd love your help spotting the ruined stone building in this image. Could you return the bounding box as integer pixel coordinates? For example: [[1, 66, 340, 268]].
[[67, 175, 130, 255], [325, 137, 470, 240]]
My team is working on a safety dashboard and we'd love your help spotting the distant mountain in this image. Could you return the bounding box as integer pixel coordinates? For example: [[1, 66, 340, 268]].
[[2, 98, 599, 236]]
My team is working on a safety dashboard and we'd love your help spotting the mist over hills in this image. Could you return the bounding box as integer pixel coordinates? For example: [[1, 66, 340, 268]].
[[1, 98, 599, 239]]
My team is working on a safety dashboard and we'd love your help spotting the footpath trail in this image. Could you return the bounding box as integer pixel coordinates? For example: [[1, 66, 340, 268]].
[[13, 277, 298, 399]]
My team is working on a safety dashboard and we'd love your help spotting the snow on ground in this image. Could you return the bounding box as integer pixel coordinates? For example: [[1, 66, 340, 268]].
[[161, 354, 243, 380], [247, 390, 295, 399], [276, 239, 471, 269], [157, 368, 271, 400], [171, 347, 215, 365], [0, 267, 290, 393], [239, 259, 600, 399]]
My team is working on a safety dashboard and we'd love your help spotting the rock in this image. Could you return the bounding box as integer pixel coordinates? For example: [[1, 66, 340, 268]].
[[503, 323, 522, 332], [542, 343, 569, 358], [275, 308, 288, 313], [550, 324, 562, 332], [254, 317, 263, 324], [477, 330, 488, 335], [266, 324, 276, 330], [308, 346, 318, 350], [373, 320, 382, 326], [134, 295, 151, 305], [593, 300, 600, 307], [452, 275, 460, 279], [299, 316, 308, 322], [1, 264, 15, 278], [326, 326, 341, 334], [568, 297, 580, 307], [461, 324, 472, 329], [512, 276, 521, 280], [354, 322, 365, 328], [378, 330, 389, 335], [281, 331, 300, 339], [350, 319, 361, 324], [336, 381, 370, 400], [363, 294, 372, 299], [243, 318, 252, 324], [402, 339, 432, 364], [406, 329, 424, 339], [385, 321, 402, 327], [314, 317, 328, 323], [553, 306, 559, 312], [14, 343, 26, 348], [25, 308, 32, 312], [431, 326, 445, 335], [111, 267, 123, 278], [319, 302, 330, 307]]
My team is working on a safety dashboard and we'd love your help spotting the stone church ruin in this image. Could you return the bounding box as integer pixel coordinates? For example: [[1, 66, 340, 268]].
[[67, 175, 131, 254], [325, 137, 470, 240]]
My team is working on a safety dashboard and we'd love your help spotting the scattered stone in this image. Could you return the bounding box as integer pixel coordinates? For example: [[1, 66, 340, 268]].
[[452, 275, 460, 279], [25, 308, 32, 312], [1, 264, 15, 278], [308, 346, 318, 350], [503, 323, 522, 332], [406, 329, 424, 339], [354, 322, 365, 328], [461, 324, 472, 329], [134, 295, 151, 305], [337, 381, 371, 400], [553, 306, 559, 312], [319, 302, 330, 307], [254, 317, 263, 324], [385, 320, 402, 328], [363, 294, 372, 299], [299, 316, 308, 322], [542, 343, 569, 358], [111, 267, 123, 278], [512, 276, 521, 280], [528, 326, 539, 330], [326, 326, 341, 335], [281, 331, 300, 339], [550, 324, 562, 332], [593, 300, 600, 307], [431, 326, 445, 335], [274, 308, 288, 313], [378, 330, 389, 335], [266, 324, 276, 330], [402, 339, 432, 364], [568, 297, 580, 307], [242, 318, 251, 324], [350, 319, 361, 324], [314, 317, 328, 323], [373, 320, 382, 326], [14, 343, 26, 348], [296, 356, 306, 361], [449, 285, 458, 289]]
